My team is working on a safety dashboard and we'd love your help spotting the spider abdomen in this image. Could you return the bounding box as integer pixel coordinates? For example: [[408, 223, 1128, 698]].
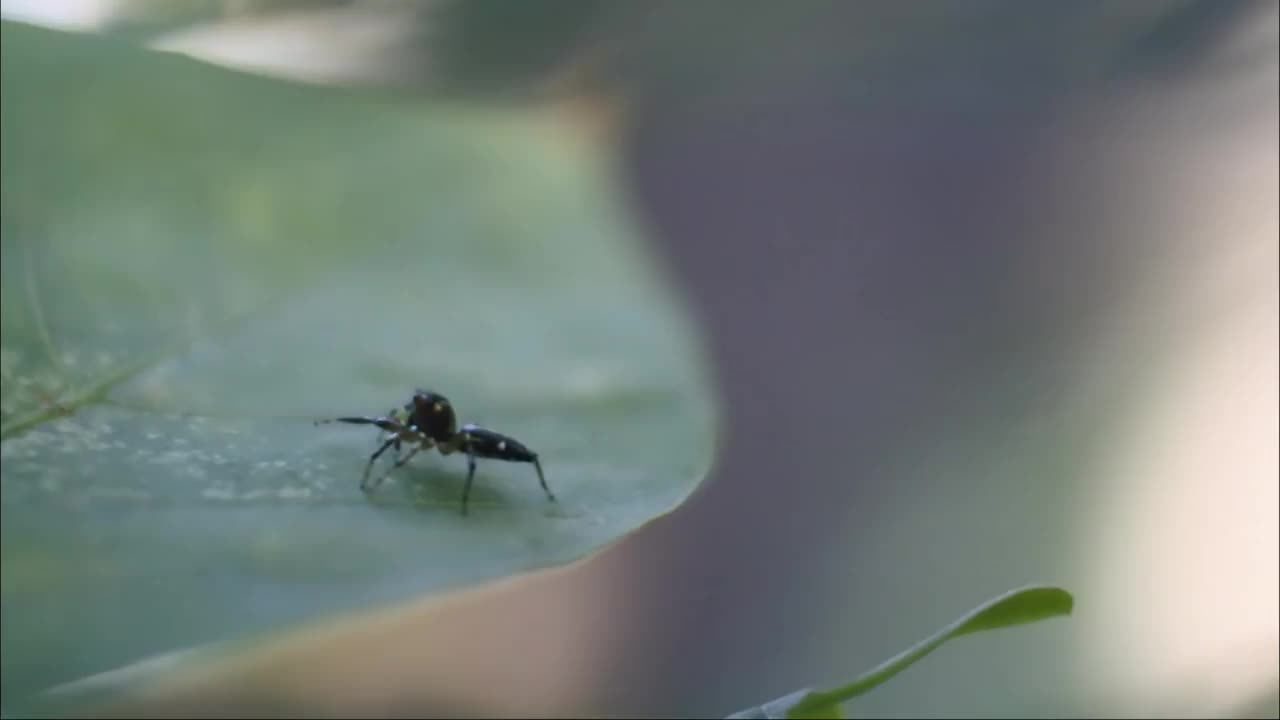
[[460, 424, 537, 462]]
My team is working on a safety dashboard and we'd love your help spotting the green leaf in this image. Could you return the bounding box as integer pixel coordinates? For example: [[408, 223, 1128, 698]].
[[728, 586, 1074, 720], [727, 689, 844, 720], [0, 21, 716, 715]]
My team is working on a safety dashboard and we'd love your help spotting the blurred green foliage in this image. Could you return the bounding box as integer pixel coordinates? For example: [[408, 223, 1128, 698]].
[[730, 586, 1074, 719]]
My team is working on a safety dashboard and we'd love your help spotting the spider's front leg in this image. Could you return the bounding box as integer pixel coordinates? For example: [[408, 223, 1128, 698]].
[[375, 407, 402, 456], [366, 432, 435, 492], [314, 415, 423, 491]]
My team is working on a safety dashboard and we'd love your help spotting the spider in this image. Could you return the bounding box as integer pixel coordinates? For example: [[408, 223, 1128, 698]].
[[315, 389, 555, 515]]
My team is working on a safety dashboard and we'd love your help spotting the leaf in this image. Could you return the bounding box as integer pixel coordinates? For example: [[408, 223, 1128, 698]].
[[728, 586, 1074, 720], [725, 690, 832, 720], [0, 21, 717, 716]]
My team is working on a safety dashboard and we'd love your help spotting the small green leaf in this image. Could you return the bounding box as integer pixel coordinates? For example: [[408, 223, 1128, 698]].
[[786, 700, 844, 720], [0, 20, 716, 716], [785, 586, 1073, 718], [727, 689, 818, 720], [728, 586, 1074, 720]]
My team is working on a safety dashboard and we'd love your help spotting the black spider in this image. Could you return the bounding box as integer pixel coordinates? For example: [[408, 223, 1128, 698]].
[[316, 389, 555, 515]]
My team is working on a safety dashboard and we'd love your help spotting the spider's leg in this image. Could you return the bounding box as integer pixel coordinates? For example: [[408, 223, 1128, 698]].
[[461, 448, 477, 516], [315, 416, 401, 433], [533, 457, 556, 503], [369, 441, 425, 491], [374, 409, 389, 441], [362, 436, 400, 491], [379, 408, 405, 457]]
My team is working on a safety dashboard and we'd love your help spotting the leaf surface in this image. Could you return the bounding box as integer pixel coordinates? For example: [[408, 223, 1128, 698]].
[[0, 21, 716, 714]]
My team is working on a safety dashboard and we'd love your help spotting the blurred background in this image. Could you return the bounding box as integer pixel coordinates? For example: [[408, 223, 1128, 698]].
[[2, 1, 1277, 717]]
